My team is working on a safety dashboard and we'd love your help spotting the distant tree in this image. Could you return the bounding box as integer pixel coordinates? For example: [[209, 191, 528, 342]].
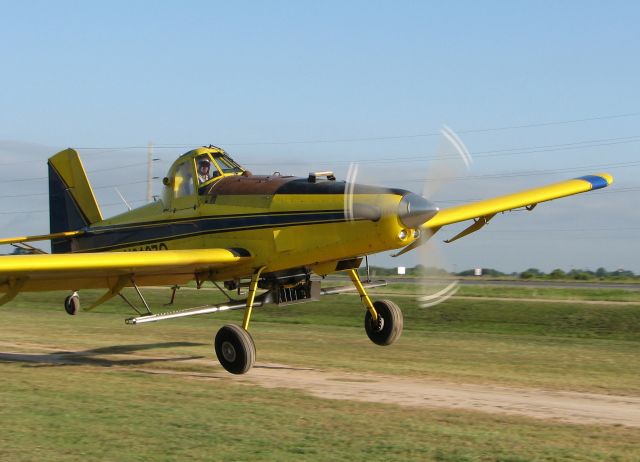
[[410, 265, 450, 277], [595, 267, 608, 278], [549, 268, 565, 279], [482, 268, 506, 277], [456, 268, 505, 277], [573, 271, 594, 281], [520, 268, 543, 279], [411, 264, 427, 276], [612, 269, 636, 279], [456, 269, 476, 277]]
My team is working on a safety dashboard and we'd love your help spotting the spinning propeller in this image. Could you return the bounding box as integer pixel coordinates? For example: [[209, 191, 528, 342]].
[[344, 126, 473, 308]]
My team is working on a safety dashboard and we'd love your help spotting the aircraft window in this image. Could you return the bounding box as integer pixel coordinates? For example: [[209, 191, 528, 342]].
[[196, 155, 220, 184], [216, 155, 243, 174], [174, 161, 194, 198]]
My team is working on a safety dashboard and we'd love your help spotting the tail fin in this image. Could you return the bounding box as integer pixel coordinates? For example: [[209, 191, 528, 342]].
[[48, 148, 102, 253]]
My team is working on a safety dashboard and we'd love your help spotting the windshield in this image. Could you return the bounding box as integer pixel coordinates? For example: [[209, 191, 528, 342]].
[[214, 154, 243, 174]]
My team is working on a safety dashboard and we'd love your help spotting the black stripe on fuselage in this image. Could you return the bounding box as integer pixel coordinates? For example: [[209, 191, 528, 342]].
[[275, 179, 406, 196], [74, 210, 348, 252], [88, 209, 343, 232]]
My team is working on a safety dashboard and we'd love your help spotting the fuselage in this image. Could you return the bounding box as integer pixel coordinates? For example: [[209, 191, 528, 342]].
[[66, 147, 423, 282]]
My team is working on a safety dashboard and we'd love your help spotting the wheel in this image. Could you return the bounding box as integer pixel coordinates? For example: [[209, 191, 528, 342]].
[[64, 293, 80, 315], [364, 299, 403, 346], [214, 324, 256, 374]]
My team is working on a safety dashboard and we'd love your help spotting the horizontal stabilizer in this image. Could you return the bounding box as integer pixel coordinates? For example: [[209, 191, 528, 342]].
[[0, 230, 84, 246]]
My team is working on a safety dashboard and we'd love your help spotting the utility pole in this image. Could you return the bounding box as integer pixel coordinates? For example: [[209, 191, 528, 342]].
[[146, 141, 153, 202]]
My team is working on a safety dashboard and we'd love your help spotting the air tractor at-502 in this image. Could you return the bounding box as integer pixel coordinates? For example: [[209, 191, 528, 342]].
[[0, 145, 613, 374]]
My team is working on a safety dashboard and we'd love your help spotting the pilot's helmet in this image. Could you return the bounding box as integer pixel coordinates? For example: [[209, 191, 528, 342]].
[[199, 159, 210, 169]]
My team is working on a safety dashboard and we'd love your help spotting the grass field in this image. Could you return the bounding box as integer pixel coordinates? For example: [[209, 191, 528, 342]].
[[367, 282, 640, 302], [1, 283, 639, 461]]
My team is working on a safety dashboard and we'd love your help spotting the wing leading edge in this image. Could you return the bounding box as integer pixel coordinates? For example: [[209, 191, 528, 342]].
[[425, 173, 613, 229], [394, 173, 613, 256]]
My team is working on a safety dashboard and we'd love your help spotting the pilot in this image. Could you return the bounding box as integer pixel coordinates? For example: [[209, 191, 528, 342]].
[[197, 159, 212, 183]]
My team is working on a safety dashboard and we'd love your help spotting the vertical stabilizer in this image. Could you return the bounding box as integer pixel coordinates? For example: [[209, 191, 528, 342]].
[[48, 148, 102, 253]]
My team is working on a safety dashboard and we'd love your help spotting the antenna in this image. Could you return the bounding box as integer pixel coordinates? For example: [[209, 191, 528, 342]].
[[146, 141, 154, 202], [114, 187, 132, 211]]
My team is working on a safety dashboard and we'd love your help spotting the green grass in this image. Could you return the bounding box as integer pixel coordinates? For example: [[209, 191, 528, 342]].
[[1, 285, 640, 460], [0, 364, 639, 461], [365, 282, 640, 302], [1, 362, 639, 462]]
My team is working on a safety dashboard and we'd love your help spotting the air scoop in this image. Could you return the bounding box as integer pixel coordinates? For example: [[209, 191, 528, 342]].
[[397, 193, 439, 228]]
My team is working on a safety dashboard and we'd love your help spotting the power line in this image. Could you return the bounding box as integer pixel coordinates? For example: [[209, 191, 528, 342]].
[[70, 112, 640, 149], [476, 235, 638, 241], [0, 199, 147, 215], [484, 226, 640, 233], [1, 160, 637, 201], [93, 180, 150, 190], [4, 133, 640, 184], [0, 192, 48, 199], [398, 160, 640, 183], [0, 111, 637, 169], [436, 186, 640, 204], [243, 135, 640, 166]]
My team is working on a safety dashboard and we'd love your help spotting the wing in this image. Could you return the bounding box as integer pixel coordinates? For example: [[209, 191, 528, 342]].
[[395, 173, 613, 255], [0, 248, 252, 305], [427, 173, 612, 229]]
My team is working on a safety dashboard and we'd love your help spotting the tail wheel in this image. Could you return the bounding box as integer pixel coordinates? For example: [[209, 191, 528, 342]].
[[214, 324, 256, 374], [64, 293, 80, 316], [364, 300, 403, 346]]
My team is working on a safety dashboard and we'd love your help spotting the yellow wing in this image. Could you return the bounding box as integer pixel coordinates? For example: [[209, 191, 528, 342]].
[[0, 248, 252, 305], [427, 173, 613, 229], [396, 173, 613, 255]]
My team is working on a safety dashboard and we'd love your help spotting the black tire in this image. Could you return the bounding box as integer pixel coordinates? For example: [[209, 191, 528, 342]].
[[364, 300, 403, 346], [64, 294, 80, 316], [214, 324, 256, 374]]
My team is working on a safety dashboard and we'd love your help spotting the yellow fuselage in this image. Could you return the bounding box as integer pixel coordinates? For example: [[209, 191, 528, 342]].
[[83, 184, 417, 285]]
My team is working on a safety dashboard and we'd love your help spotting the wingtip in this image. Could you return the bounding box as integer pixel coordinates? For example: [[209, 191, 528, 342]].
[[597, 173, 614, 186], [576, 174, 613, 190]]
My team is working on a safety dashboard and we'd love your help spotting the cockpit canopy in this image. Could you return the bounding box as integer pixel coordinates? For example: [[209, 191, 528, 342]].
[[163, 146, 245, 204]]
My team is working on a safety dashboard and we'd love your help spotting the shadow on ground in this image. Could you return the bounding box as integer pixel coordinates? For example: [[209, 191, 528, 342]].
[[0, 342, 207, 368]]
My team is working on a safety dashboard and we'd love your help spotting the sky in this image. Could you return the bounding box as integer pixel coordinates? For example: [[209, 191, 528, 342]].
[[0, 1, 638, 272]]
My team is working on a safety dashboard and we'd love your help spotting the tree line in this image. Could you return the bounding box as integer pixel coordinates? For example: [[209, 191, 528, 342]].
[[366, 265, 638, 281]]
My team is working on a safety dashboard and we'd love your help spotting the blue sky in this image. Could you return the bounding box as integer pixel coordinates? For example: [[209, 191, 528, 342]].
[[0, 1, 638, 272]]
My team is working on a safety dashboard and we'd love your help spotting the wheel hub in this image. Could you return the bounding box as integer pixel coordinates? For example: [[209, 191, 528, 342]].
[[372, 316, 384, 332], [221, 341, 237, 362]]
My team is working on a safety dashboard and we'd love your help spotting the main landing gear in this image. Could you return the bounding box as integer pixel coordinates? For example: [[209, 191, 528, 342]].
[[213, 267, 264, 374], [348, 269, 403, 346], [64, 292, 80, 315], [214, 324, 256, 374], [364, 299, 403, 345], [212, 267, 403, 375]]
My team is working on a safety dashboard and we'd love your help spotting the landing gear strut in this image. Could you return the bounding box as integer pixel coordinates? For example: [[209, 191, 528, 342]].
[[64, 292, 80, 315], [213, 267, 264, 374]]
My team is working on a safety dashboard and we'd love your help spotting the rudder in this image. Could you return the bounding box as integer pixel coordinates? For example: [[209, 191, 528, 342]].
[[48, 148, 102, 253]]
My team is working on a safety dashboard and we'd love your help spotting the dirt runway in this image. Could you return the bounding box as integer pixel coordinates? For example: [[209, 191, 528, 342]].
[[2, 340, 639, 428]]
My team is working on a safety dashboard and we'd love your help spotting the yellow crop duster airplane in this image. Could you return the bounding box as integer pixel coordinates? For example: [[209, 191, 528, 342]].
[[0, 146, 613, 374]]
